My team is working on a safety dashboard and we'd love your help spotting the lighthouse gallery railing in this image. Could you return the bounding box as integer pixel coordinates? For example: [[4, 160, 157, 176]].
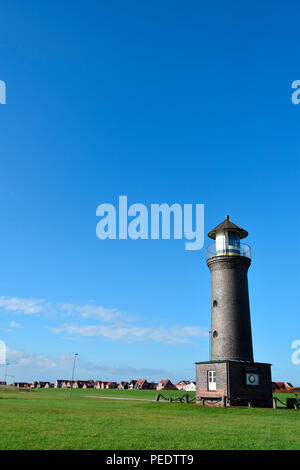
[[206, 243, 251, 261]]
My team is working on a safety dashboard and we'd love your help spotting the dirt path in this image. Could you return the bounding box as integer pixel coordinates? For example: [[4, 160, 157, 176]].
[[85, 395, 156, 402]]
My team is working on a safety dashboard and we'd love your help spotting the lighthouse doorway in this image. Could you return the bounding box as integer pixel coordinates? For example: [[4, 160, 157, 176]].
[[208, 371, 216, 391]]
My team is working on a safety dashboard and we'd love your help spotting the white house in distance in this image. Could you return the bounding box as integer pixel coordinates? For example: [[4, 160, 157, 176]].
[[176, 380, 190, 390], [175, 380, 196, 391], [185, 381, 196, 391]]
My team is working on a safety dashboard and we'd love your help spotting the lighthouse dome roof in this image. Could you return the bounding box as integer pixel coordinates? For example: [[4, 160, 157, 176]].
[[208, 215, 248, 239]]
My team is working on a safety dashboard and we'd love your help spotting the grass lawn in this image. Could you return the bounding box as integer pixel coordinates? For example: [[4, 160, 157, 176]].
[[0, 387, 299, 450]]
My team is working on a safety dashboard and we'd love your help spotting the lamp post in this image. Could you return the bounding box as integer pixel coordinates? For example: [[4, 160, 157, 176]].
[[69, 353, 78, 398], [4, 363, 10, 384]]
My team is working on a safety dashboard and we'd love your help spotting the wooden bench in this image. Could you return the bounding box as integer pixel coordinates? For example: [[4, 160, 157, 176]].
[[197, 395, 226, 406]]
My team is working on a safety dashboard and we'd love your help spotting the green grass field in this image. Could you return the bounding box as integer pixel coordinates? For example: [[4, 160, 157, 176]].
[[0, 387, 299, 450]]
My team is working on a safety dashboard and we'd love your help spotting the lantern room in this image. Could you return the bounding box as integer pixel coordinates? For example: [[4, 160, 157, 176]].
[[207, 215, 250, 258]]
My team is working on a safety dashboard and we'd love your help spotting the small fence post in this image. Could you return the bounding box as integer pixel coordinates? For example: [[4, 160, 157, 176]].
[[184, 393, 189, 404], [273, 397, 277, 409]]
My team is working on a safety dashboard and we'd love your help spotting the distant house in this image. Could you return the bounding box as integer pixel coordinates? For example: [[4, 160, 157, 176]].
[[0, 381, 7, 386], [36, 381, 51, 389], [148, 382, 158, 390], [94, 381, 103, 389], [105, 382, 118, 389], [118, 382, 129, 389], [30, 381, 53, 389], [55, 380, 63, 388], [135, 379, 149, 390], [14, 382, 31, 388], [176, 380, 190, 391], [55, 380, 69, 388], [156, 379, 175, 390], [73, 380, 94, 389], [185, 381, 196, 391], [272, 382, 293, 392], [128, 380, 137, 390], [55, 379, 96, 389], [84, 380, 94, 389]]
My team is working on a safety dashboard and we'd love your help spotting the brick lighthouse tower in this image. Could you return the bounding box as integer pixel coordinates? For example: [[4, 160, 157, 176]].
[[195, 215, 273, 407]]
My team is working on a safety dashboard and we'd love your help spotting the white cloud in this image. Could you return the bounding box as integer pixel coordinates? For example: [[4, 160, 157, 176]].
[[8, 321, 20, 328], [0, 296, 46, 314], [0, 295, 208, 345], [51, 323, 208, 344], [0, 296, 124, 323], [58, 303, 121, 322], [7, 348, 71, 370]]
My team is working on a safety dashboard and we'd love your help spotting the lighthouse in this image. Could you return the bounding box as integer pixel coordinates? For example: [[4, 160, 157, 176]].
[[195, 215, 273, 407], [207, 214, 253, 363]]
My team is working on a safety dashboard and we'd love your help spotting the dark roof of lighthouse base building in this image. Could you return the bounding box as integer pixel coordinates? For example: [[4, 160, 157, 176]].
[[195, 360, 272, 365], [208, 215, 248, 239]]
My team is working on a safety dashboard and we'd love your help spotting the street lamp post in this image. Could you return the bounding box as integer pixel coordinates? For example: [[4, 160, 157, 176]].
[[4, 363, 10, 384], [69, 353, 78, 398]]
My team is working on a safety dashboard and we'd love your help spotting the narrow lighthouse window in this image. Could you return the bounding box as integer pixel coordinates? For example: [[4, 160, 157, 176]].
[[226, 232, 240, 255], [228, 232, 240, 247]]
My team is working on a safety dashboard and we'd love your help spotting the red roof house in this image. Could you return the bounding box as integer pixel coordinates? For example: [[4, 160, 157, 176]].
[[135, 379, 149, 390], [156, 379, 175, 390], [272, 382, 293, 392]]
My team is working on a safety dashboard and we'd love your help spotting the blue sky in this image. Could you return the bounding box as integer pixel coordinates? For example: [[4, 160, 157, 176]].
[[0, 1, 299, 385]]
